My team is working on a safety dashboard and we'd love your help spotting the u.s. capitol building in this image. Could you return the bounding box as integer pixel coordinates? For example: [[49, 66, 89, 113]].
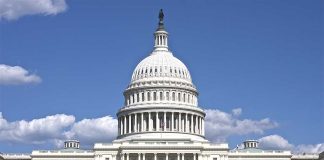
[[0, 10, 320, 160]]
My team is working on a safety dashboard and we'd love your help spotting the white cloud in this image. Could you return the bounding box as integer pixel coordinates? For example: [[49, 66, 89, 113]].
[[0, 112, 117, 148], [0, 112, 75, 144], [0, 111, 322, 154], [204, 108, 278, 142], [259, 134, 293, 150], [259, 134, 324, 154], [64, 116, 118, 147], [0, 0, 67, 20], [0, 64, 42, 85], [232, 108, 242, 116], [295, 144, 324, 153]]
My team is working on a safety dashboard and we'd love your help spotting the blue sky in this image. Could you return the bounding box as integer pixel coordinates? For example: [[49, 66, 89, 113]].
[[0, 0, 323, 153]]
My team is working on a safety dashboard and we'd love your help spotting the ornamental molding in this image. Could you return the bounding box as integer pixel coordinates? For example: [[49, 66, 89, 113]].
[[117, 106, 205, 116], [125, 84, 198, 95]]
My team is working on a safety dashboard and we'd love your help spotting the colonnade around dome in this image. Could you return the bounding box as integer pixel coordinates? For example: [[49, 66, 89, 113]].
[[117, 111, 205, 137]]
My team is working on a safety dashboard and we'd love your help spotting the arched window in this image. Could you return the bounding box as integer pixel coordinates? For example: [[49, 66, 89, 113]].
[[137, 93, 139, 102], [132, 94, 135, 103], [153, 92, 157, 101], [160, 92, 163, 101], [142, 92, 144, 102], [183, 93, 186, 102], [147, 92, 151, 101], [178, 93, 181, 101], [192, 95, 194, 104], [172, 92, 175, 101], [166, 92, 169, 100]]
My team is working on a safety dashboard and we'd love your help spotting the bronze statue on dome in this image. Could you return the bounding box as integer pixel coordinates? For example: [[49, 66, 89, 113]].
[[159, 9, 164, 22]]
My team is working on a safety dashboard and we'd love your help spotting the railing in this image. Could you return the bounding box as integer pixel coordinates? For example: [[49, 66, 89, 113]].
[[229, 150, 291, 154]]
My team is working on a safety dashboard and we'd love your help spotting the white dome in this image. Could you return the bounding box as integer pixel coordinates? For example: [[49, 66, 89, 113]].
[[117, 11, 205, 141], [131, 50, 192, 85]]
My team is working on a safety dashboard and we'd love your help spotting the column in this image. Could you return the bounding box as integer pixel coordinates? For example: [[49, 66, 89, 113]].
[[120, 117, 123, 135], [185, 113, 188, 132], [193, 154, 196, 160], [128, 115, 132, 133], [191, 114, 194, 133], [148, 112, 151, 131], [124, 116, 127, 134], [134, 113, 137, 132], [198, 154, 202, 160], [171, 112, 174, 131], [202, 118, 205, 136], [182, 153, 185, 160], [177, 154, 180, 160], [182, 114, 184, 132], [121, 153, 124, 160], [144, 113, 147, 131], [198, 116, 201, 134], [141, 112, 144, 132], [164, 112, 166, 131], [195, 115, 198, 133], [144, 91, 147, 101], [179, 113, 182, 132], [154, 154, 157, 160], [166, 153, 169, 160], [138, 153, 141, 160], [156, 112, 159, 131], [143, 153, 146, 160], [139, 92, 142, 102], [200, 117, 202, 134], [126, 153, 129, 160]]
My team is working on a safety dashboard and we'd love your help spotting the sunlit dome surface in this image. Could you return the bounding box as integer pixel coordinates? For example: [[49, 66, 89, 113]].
[[131, 50, 192, 84]]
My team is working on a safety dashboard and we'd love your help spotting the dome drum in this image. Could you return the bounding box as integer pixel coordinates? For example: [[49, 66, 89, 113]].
[[123, 87, 198, 107]]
